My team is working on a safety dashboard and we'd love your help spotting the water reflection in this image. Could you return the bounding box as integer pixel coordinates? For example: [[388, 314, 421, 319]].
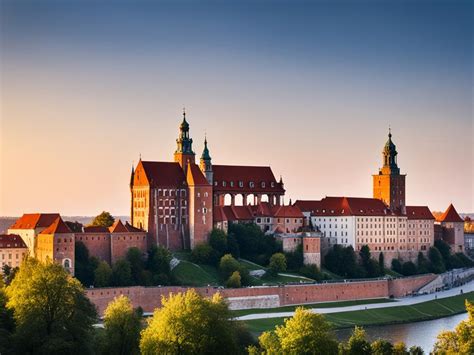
[[335, 313, 467, 353]]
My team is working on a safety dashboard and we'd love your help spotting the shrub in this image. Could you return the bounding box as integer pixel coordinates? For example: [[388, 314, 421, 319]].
[[269, 253, 287, 275], [401, 261, 417, 276], [299, 264, 322, 281], [226, 271, 242, 288], [219, 254, 241, 279], [391, 259, 402, 274], [191, 243, 216, 265]]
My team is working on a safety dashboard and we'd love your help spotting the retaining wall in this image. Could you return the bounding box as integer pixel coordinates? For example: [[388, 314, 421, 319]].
[[86, 274, 436, 315]]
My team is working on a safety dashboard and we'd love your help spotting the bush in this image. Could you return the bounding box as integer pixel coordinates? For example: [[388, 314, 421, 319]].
[[191, 243, 217, 265], [219, 254, 241, 279], [299, 264, 322, 281], [429, 247, 446, 274], [94, 261, 112, 287], [401, 261, 417, 276], [226, 271, 241, 288], [391, 259, 402, 274], [269, 253, 287, 275], [209, 229, 228, 256], [285, 244, 304, 270], [112, 259, 133, 286]]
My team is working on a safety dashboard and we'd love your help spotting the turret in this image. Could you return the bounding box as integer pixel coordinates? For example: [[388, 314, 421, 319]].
[[174, 109, 195, 172], [200, 136, 213, 184]]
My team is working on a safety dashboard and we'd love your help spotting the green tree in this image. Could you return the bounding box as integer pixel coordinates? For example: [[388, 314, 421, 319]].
[[254, 307, 338, 354], [339, 326, 371, 355], [371, 339, 394, 355], [285, 243, 304, 270], [91, 211, 115, 228], [378, 253, 385, 275], [75, 241, 98, 287], [0, 279, 15, 355], [94, 261, 112, 287], [428, 247, 446, 273], [209, 229, 228, 256], [112, 259, 133, 286], [408, 345, 424, 354], [299, 264, 323, 281], [1, 265, 18, 286], [433, 300, 473, 354], [226, 271, 242, 288], [434, 239, 451, 268], [191, 243, 216, 265], [101, 295, 141, 355], [417, 252, 430, 274], [6, 258, 97, 354], [391, 258, 403, 274], [269, 253, 287, 275], [219, 254, 241, 279], [146, 245, 172, 285], [401, 261, 417, 276], [126, 247, 145, 285], [392, 342, 408, 354], [140, 290, 241, 354]]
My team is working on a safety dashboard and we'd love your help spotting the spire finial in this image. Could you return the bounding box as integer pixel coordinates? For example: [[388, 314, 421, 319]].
[[139, 153, 142, 160], [388, 125, 392, 138], [183, 106, 186, 118]]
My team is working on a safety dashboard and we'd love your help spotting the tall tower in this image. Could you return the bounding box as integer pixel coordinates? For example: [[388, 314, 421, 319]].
[[174, 109, 195, 173], [373, 129, 406, 212], [199, 136, 213, 184]]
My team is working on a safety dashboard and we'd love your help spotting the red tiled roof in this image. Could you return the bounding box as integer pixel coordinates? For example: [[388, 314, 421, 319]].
[[83, 226, 109, 233], [187, 163, 209, 186], [295, 197, 390, 217], [213, 206, 227, 222], [0, 234, 27, 249], [109, 219, 129, 233], [437, 204, 464, 223], [40, 217, 72, 234], [212, 165, 284, 193], [272, 205, 304, 218], [134, 161, 186, 188], [124, 222, 145, 233], [9, 213, 61, 230], [250, 202, 273, 217], [406, 206, 435, 220]]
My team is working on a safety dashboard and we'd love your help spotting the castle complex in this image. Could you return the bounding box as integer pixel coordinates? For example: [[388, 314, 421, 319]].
[[1, 111, 466, 274]]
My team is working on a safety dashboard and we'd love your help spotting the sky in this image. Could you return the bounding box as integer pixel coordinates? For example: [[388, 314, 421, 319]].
[[0, 0, 472, 216]]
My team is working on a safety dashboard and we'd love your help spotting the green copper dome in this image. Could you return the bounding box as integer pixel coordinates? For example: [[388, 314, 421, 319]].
[[201, 137, 211, 160]]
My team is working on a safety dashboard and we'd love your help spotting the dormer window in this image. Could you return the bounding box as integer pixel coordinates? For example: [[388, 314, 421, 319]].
[[230, 181, 234, 187], [249, 181, 255, 188], [223, 181, 226, 187], [239, 181, 243, 187], [214, 181, 218, 186], [261, 182, 266, 188], [271, 182, 275, 187]]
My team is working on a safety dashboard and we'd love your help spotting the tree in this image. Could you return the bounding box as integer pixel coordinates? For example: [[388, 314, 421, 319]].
[[226, 271, 241, 288], [285, 243, 304, 270], [254, 307, 338, 354], [140, 290, 241, 354], [1, 265, 18, 286], [401, 261, 417, 276], [434, 300, 474, 354], [146, 245, 172, 285], [299, 264, 323, 281], [391, 258, 403, 274], [65, 221, 83, 232], [269, 253, 287, 275], [219, 254, 241, 279], [91, 211, 115, 227], [434, 239, 451, 268], [408, 345, 424, 354], [6, 258, 97, 354], [371, 339, 394, 355], [428, 247, 446, 274], [378, 253, 385, 275], [126, 247, 145, 285], [112, 259, 133, 286], [227, 233, 240, 258], [209, 229, 228, 256], [392, 342, 408, 354], [0, 280, 15, 355], [94, 261, 112, 287], [339, 326, 371, 355], [417, 252, 430, 274], [191, 243, 216, 265], [101, 295, 141, 355], [75, 242, 99, 287]]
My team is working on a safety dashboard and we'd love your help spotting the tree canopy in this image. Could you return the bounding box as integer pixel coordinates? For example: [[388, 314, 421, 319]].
[[6, 258, 97, 354], [91, 211, 115, 227]]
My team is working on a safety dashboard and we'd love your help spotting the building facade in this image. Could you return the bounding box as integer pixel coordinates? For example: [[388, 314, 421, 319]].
[[0, 234, 28, 272], [435, 204, 465, 253]]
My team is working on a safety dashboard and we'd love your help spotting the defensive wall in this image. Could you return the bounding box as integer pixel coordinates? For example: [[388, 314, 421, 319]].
[[86, 273, 437, 315]]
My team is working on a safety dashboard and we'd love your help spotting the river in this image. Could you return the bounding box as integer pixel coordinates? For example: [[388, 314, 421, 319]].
[[335, 313, 468, 353]]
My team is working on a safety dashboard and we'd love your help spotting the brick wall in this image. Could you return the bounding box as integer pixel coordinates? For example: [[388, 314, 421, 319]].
[[76, 233, 111, 264], [111, 232, 148, 264], [86, 274, 436, 315]]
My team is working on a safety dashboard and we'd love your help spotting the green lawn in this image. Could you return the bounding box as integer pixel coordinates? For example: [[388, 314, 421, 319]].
[[171, 261, 218, 286], [244, 292, 474, 334], [232, 298, 394, 317]]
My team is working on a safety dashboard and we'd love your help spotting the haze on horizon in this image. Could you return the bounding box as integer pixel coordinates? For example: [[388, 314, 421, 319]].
[[0, 0, 472, 216]]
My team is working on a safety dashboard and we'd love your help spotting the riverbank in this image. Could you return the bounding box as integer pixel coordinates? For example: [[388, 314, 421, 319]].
[[243, 291, 474, 333]]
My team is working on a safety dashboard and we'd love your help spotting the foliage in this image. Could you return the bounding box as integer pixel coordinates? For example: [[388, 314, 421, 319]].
[[227, 271, 242, 288], [94, 261, 112, 287], [378, 253, 385, 275], [428, 247, 446, 274], [140, 290, 246, 354], [1, 265, 18, 286], [401, 261, 417, 276], [434, 239, 451, 266], [252, 307, 338, 355], [227, 233, 241, 258], [112, 259, 133, 286], [391, 258, 403, 274], [146, 245, 172, 285], [392, 342, 408, 354], [417, 252, 430, 274], [269, 253, 287, 275], [433, 300, 474, 354], [0, 281, 15, 355], [91, 211, 115, 227], [299, 264, 323, 281], [285, 243, 304, 270], [191, 243, 217, 265], [324, 245, 364, 278], [209, 229, 228, 256], [65, 220, 83, 232], [101, 295, 141, 355], [75, 242, 99, 287], [371, 339, 394, 355], [126, 247, 145, 285], [6, 258, 97, 354], [339, 326, 371, 355]]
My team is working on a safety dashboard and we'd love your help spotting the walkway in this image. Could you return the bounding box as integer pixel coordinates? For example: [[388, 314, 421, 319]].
[[236, 279, 474, 321]]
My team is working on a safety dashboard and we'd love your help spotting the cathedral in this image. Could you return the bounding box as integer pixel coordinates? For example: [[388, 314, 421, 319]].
[[130, 111, 285, 250]]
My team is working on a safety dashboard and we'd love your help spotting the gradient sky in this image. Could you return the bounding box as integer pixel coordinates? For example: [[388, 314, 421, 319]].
[[1, 0, 472, 216]]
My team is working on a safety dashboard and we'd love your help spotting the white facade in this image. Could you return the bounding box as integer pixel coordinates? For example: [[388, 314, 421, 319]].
[[311, 215, 356, 248]]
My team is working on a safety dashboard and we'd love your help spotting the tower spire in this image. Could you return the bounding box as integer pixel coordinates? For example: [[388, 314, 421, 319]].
[[174, 109, 195, 170], [200, 134, 213, 184]]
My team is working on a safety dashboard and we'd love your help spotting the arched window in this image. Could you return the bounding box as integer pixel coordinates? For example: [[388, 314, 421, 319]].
[[63, 258, 71, 270]]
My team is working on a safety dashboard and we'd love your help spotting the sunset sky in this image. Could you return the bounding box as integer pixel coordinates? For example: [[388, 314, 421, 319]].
[[1, 0, 472, 216]]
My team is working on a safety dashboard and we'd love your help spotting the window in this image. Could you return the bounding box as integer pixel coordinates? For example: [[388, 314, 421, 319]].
[[239, 181, 244, 187], [261, 182, 266, 188], [249, 181, 255, 188]]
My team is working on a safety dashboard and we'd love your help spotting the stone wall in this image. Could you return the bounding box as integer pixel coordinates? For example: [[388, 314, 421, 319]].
[[86, 274, 436, 315]]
